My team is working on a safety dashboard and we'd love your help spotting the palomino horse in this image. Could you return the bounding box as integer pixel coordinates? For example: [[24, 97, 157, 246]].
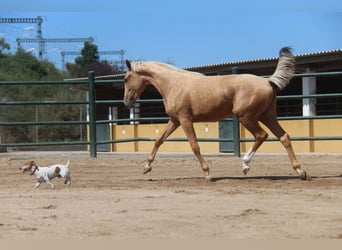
[[123, 47, 308, 181]]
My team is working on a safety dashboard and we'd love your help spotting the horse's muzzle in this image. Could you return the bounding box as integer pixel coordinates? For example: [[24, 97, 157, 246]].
[[123, 99, 135, 109]]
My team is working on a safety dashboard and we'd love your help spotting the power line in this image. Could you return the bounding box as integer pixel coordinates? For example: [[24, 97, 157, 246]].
[[0, 17, 43, 24], [61, 50, 125, 71], [17, 36, 94, 61], [18, 37, 94, 43]]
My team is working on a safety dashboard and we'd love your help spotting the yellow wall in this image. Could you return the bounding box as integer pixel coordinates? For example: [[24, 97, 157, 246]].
[[240, 120, 312, 153], [113, 122, 218, 152], [240, 119, 342, 153], [312, 119, 342, 152], [112, 125, 137, 152], [110, 119, 342, 153]]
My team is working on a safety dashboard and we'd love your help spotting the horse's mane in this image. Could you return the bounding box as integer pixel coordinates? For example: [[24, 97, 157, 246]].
[[154, 62, 203, 75], [134, 61, 203, 76]]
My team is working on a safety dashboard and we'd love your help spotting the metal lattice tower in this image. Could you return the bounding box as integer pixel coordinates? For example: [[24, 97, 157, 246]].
[[0, 16, 94, 61], [0, 16, 44, 59]]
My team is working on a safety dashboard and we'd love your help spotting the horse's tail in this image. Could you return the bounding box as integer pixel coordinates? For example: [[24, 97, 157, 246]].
[[269, 47, 295, 91]]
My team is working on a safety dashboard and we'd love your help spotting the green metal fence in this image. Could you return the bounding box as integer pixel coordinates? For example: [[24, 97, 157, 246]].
[[1, 71, 342, 157], [0, 75, 90, 153]]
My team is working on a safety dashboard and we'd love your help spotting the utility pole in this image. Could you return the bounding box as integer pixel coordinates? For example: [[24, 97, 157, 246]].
[[36, 17, 43, 59], [0, 16, 44, 59], [61, 49, 125, 71]]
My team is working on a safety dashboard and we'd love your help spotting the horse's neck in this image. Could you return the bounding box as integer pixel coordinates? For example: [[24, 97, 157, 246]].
[[143, 63, 174, 98]]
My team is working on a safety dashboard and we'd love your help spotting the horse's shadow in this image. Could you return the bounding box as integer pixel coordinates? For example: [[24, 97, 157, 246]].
[[212, 175, 297, 182], [212, 174, 342, 182], [145, 174, 342, 182]]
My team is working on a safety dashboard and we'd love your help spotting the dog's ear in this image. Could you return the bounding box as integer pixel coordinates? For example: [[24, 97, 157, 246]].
[[24, 161, 34, 167], [55, 166, 61, 174]]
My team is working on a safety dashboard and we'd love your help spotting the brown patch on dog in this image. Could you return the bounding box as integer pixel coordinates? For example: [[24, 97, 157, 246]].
[[20, 160, 36, 173], [24, 160, 36, 168], [55, 166, 61, 174]]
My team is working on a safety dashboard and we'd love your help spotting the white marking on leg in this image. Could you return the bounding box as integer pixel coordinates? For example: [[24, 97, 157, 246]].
[[242, 148, 255, 175], [47, 182, 54, 189]]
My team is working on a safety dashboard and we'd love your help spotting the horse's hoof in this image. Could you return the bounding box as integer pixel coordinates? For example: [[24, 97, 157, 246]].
[[242, 166, 250, 175], [143, 166, 152, 174], [300, 170, 306, 180], [300, 170, 312, 181], [205, 175, 213, 182]]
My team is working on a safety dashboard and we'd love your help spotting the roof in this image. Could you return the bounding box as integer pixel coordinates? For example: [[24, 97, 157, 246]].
[[184, 49, 342, 74]]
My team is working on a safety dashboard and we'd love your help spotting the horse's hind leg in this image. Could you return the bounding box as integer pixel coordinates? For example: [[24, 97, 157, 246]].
[[239, 118, 269, 175], [260, 112, 308, 180], [143, 119, 180, 174]]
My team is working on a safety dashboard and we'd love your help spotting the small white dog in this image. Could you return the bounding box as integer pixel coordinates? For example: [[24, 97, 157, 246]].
[[20, 160, 71, 189]]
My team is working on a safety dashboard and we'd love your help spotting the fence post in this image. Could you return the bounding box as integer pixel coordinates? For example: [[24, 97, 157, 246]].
[[88, 71, 97, 158], [231, 66, 241, 157]]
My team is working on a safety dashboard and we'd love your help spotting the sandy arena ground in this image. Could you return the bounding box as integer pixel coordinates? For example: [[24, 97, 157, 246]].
[[0, 151, 341, 239]]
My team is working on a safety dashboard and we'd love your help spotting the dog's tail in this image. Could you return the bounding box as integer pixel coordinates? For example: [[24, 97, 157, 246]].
[[269, 47, 295, 91], [66, 159, 70, 168]]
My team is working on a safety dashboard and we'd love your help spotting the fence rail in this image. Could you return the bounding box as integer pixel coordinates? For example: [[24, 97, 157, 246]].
[[1, 71, 342, 157]]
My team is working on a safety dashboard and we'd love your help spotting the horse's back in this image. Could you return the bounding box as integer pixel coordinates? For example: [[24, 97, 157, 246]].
[[223, 74, 275, 117], [167, 73, 275, 122], [201, 74, 273, 97], [203, 74, 275, 118]]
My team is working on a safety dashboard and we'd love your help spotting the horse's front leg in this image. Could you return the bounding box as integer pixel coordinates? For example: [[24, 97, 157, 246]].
[[180, 119, 212, 181], [143, 119, 180, 174]]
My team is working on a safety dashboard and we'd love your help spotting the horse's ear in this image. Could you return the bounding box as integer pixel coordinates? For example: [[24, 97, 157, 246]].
[[126, 60, 132, 71]]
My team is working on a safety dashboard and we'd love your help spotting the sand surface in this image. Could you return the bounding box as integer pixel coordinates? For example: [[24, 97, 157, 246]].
[[0, 152, 341, 239]]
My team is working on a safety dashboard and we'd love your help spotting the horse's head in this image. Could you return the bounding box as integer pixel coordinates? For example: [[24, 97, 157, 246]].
[[123, 60, 147, 108]]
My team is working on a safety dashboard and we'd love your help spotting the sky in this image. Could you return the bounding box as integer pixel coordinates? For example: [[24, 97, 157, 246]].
[[1, 0, 342, 70]]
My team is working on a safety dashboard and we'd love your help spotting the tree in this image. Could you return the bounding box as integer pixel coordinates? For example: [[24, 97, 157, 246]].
[[0, 38, 10, 54], [66, 41, 123, 78], [75, 41, 99, 66]]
